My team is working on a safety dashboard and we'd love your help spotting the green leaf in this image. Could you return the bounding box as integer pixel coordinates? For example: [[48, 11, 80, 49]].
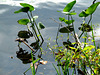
[[64, 20, 74, 24], [59, 17, 65, 22], [14, 7, 29, 13], [32, 58, 40, 64], [59, 25, 74, 33], [52, 63, 60, 75], [63, 0, 76, 12], [38, 22, 45, 30], [20, 3, 34, 12], [79, 2, 100, 17], [59, 17, 74, 24], [17, 18, 29, 25], [85, 2, 100, 15], [18, 30, 31, 39], [30, 41, 39, 49], [79, 10, 89, 17], [62, 11, 77, 15]]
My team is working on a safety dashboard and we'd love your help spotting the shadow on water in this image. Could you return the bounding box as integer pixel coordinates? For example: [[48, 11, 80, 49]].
[[0, 1, 100, 75]]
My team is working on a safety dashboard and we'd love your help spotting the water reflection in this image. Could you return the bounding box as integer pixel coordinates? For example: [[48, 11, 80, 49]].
[[0, 0, 100, 75]]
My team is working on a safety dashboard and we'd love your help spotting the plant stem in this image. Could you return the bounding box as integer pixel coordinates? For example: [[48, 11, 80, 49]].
[[27, 12, 39, 41], [91, 24, 96, 51]]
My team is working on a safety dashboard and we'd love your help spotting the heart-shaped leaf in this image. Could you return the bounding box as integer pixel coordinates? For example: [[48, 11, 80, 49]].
[[59, 17, 74, 24], [85, 2, 100, 15], [79, 2, 100, 17], [59, 25, 74, 33], [38, 22, 45, 30], [30, 41, 39, 49], [79, 10, 89, 17], [17, 18, 30, 25], [20, 3, 34, 12], [64, 20, 74, 24], [63, 0, 76, 12], [59, 17, 65, 22], [18, 30, 31, 39], [14, 7, 29, 13]]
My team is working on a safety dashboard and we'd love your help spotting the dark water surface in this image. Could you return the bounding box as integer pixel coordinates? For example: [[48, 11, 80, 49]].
[[0, 0, 100, 75]]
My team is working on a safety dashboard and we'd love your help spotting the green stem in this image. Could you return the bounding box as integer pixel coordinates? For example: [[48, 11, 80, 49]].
[[88, 15, 92, 25], [91, 24, 96, 51], [31, 51, 36, 75], [27, 12, 39, 42], [30, 12, 44, 46], [23, 67, 31, 75]]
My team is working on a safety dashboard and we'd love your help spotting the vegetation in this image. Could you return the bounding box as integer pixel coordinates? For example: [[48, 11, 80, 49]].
[[14, 0, 100, 75]]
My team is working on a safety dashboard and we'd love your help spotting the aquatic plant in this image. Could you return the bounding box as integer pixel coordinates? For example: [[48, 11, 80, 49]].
[[14, 3, 47, 75], [47, 0, 100, 75]]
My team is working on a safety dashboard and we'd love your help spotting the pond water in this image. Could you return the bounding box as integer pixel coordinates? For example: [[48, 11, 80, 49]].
[[0, 0, 100, 75]]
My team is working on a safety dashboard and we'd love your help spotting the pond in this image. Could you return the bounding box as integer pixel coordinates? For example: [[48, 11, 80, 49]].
[[0, 0, 100, 75]]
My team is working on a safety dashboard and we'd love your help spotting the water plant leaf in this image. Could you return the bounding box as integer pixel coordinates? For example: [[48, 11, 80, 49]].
[[59, 17, 65, 22], [63, 0, 76, 12], [79, 2, 100, 17], [38, 22, 45, 30], [64, 20, 74, 24], [18, 30, 31, 39], [30, 41, 39, 49], [79, 10, 89, 17], [59, 17, 74, 24], [17, 18, 29, 25], [85, 2, 100, 15], [20, 3, 34, 12], [59, 25, 74, 33], [62, 11, 77, 15], [52, 63, 60, 75], [78, 23, 93, 32], [32, 58, 40, 64], [14, 7, 29, 13]]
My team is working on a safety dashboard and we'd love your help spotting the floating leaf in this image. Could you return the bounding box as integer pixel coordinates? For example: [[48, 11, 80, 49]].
[[38, 22, 45, 30], [59, 25, 74, 33], [18, 30, 31, 39], [17, 18, 29, 25], [20, 3, 34, 12], [14, 7, 29, 13], [63, 0, 76, 12]]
